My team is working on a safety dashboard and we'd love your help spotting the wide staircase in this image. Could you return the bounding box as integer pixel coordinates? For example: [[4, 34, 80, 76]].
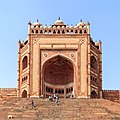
[[0, 98, 120, 120]]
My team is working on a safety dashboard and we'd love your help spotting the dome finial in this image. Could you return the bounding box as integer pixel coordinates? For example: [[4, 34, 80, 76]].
[[87, 21, 90, 25], [37, 19, 39, 22], [58, 17, 60, 20], [28, 20, 31, 25], [80, 19, 82, 22]]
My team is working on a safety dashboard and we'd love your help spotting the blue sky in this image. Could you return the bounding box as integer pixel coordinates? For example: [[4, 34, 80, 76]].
[[0, 0, 120, 89]]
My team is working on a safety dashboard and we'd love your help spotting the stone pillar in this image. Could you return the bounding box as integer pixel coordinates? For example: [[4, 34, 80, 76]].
[[27, 22, 31, 97], [99, 40, 102, 91], [87, 21, 90, 34], [38, 44, 41, 97], [87, 36, 91, 98], [17, 40, 21, 97], [64, 87, 66, 98], [75, 42, 81, 98]]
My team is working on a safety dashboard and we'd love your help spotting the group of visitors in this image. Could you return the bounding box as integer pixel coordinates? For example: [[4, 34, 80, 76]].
[[31, 93, 74, 108], [49, 93, 59, 105]]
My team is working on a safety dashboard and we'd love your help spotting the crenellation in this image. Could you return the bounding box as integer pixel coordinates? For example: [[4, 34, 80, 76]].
[[0, 88, 17, 98], [30, 18, 89, 35], [0, 88, 17, 90]]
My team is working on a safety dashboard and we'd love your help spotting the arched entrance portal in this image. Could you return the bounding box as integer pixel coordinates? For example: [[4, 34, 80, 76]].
[[42, 55, 74, 98], [22, 90, 27, 98], [91, 90, 97, 98]]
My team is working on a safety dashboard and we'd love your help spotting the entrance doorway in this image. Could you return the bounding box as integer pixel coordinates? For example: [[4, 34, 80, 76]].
[[22, 90, 27, 98], [42, 55, 74, 98], [91, 90, 97, 98]]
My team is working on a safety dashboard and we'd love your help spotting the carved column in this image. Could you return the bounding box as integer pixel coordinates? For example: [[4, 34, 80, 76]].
[[17, 40, 21, 97], [27, 22, 31, 97], [87, 35, 91, 98], [76, 41, 81, 98]]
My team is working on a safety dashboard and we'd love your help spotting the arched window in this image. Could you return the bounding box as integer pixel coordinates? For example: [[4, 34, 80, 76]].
[[80, 30, 82, 34], [90, 56, 97, 70], [67, 30, 69, 33], [62, 89, 64, 94], [84, 30, 87, 33], [55, 89, 57, 93], [91, 90, 97, 98], [58, 89, 61, 94], [44, 30, 47, 34], [22, 56, 28, 70], [22, 90, 27, 98], [62, 30, 65, 34], [53, 30, 56, 34], [75, 30, 78, 33], [40, 30, 43, 33], [31, 30, 34, 33], [36, 30, 38, 33], [57, 30, 60, 34]]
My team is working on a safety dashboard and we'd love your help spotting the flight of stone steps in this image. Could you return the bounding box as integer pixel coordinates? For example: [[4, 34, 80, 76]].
[[0, 98, 120, 120]]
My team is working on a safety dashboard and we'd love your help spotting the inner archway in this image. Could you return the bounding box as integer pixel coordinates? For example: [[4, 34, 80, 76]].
[[91, 90, 97, 98], [22, 90, 27, 98], [43, 55, 74, 98]]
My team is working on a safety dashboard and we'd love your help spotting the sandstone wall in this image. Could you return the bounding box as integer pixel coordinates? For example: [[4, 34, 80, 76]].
[[0, 88, 17, 98], [102, 90, 120, 102]]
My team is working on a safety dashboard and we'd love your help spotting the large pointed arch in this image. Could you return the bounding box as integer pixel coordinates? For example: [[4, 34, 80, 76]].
[[41, 55, 75, 98]]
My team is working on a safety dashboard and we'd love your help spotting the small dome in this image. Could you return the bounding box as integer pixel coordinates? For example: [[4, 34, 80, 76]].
[[77, 19, 85, 27], [44, 24, 48, 28], [31, 25, 34, 28], [33, 19, 41, 26], [57, 26, 61, 29], [53, 26, 56, 28], [74, 25, 78, 28], [70, 25, 74, 28], [66, 25, 69, 28], [54, 17, 64, 26], [33, 22, 40, 26], [48, 25, 52, 28], [40, 26, 43, 28]]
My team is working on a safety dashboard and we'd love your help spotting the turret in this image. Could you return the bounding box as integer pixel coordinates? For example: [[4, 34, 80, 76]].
[[28, 20, 31, 34], [87, 21, 90, 34]]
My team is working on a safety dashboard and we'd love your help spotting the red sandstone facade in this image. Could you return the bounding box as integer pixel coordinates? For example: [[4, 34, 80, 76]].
[[17, 18, 102, 98], [0, 18, 120, 102], [0, 88, 17, 98]]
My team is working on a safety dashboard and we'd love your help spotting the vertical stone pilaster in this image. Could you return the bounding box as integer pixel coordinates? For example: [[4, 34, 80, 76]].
[[76, 42, 81, 98], [38, 44, 41, 97], [87, 36, 91, 98], [27, 33, 31, 97], [17, 40, 21, 97], [99, 52, 102, 90]]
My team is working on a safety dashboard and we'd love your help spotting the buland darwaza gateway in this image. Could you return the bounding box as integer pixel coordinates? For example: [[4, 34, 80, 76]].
[[0, 18, 120, 102], [17, 18, 102, 99]]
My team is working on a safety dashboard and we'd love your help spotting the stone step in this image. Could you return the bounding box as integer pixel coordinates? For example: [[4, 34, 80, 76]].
[[1, 98, 120, 119]]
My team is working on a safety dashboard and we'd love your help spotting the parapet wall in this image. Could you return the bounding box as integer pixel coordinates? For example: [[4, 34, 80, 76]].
[[0, 88, 120, 101], [102, 90, 120, 102], [0, 88, 17, 98]]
